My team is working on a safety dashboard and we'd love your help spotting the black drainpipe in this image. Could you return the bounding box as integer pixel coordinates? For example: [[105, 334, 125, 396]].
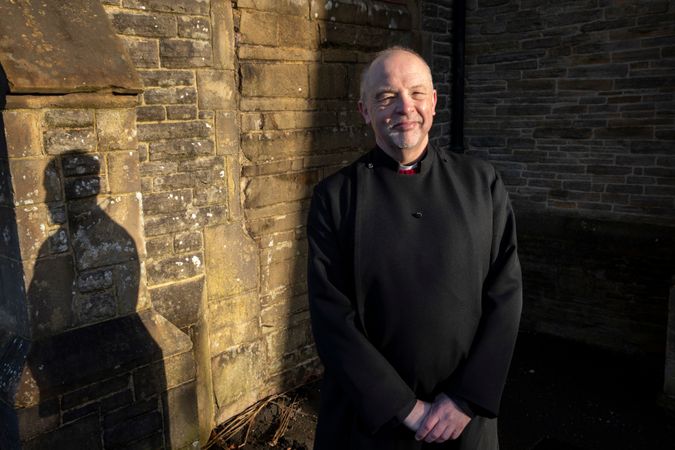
[[450, 0, 466, 153]]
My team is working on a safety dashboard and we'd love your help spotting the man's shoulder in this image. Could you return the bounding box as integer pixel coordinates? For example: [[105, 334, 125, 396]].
[[436, 148, 497, 181]]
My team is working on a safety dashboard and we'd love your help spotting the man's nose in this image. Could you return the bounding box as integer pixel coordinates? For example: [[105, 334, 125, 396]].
[[396, 94, 414, 113]]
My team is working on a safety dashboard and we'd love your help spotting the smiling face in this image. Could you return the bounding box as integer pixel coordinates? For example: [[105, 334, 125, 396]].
[[358, 49, 437, 164]]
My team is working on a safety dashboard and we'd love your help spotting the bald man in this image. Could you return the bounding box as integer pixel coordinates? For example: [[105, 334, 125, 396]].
[[307, 47, 522, 449]]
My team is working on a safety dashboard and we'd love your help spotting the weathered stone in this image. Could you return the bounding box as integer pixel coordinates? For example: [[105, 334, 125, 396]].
[[203, 223, 259, 300], [215, 111, 239, 155], [107, 150, 142, 194], [121, 36, 160, 68], [177, 15, 210, 40], [162, 381, 200, 449], [112, 12, 177, 37], [166, 105, 197, 120], [74, 290, 117, 325], [139, 69, 194, 88], [278, 14, 315, 48], [208, 291, 261, 355], [3, 110, 42, 157], [43, 128, 97, 155], [173, 231, 203, 254], [77, 268, 114, 293], [0, 0, 141, 94], [239, 10, 278, 46], [41, 110, 90, 129], [61, 152, 102, 177], [143, 87, 197, 105], [160, 39, 212, 68], [310, 64, 348, 99], [97, 109, 138, 150], [23, 415, 102, 450], [134, 351, 196, 399], [143, 205, 228, 236], [124, 0, 209, 15], [9, 158, 61, 206], [61, 375, 129, 410], [145, 235, 172, 258], [196, 70, 236, 110], [64, 175, 103, 200], [149, 276, 204, 328], [238, 0, 306, 15], [143, 189, 193, 215], [138, 121, 212, 141], [146, 252, 204, 285], [244, 171, 319, 209], [136, 105, 166, 122], [149, 138, 214, 161], [241, 63, 309, 98], [68, 193, 144, 270], [211, 343, 265, 410], [211, 0, 235, 70]]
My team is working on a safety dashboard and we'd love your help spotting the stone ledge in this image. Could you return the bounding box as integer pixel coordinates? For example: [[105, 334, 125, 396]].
[[5, 93, 138, 110]]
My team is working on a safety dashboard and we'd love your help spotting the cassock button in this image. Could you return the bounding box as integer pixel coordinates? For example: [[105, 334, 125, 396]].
[[412, 211, 423, 218], [367, 162, 374, 169]]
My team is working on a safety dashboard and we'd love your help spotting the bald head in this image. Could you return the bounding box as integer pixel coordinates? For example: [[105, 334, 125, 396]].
[[359, 47, 433, 103]]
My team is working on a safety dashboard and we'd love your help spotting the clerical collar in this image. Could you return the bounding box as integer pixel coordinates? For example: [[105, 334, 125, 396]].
[[373, 146, 429, 174]]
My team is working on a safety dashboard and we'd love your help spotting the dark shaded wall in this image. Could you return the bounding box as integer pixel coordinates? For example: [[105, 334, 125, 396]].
[[463, 0, 675, 355]]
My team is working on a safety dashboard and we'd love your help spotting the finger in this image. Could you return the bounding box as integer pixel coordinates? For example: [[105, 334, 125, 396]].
[[423, 421, 449, 443], [415, 414, 439, 441]]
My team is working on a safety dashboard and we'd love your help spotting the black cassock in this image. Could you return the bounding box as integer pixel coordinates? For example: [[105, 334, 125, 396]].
[[307, 145, 522, 449]]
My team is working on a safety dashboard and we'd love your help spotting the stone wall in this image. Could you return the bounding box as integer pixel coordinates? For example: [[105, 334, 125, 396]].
[[464, 0, 675, 222], [100, 0, 425, 434], [463, 0, 675, 355]]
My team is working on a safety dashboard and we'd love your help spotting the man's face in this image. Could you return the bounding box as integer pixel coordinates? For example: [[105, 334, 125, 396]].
[[358, 51, 437, 160]]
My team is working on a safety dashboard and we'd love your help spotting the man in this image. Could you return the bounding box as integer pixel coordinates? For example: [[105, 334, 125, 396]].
[[307, 47, 522, 449]]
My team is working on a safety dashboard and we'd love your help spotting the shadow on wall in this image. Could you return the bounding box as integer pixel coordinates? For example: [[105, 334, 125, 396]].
[[0, 114, 175, 448], [27, 150, 172, 449]]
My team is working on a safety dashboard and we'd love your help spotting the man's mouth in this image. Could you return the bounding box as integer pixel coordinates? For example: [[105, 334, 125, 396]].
[[391, 121, 420, 131]]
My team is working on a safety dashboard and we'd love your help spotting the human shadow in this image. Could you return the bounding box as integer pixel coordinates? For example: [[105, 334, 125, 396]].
[[22, 151, 173, 449]]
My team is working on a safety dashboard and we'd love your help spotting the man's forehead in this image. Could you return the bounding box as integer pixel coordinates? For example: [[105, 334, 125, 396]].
[[368, 51, 432, 85]]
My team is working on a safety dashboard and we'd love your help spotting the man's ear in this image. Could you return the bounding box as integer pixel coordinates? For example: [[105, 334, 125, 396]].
[[432, 89, 438, 116], [358, 101, 372, 124]]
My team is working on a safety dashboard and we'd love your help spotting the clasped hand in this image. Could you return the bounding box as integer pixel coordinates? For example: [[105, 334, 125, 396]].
[[402, 393, 471, 443]]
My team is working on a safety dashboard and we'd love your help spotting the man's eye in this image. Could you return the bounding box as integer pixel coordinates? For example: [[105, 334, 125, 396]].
[[412, 91, 426, 99], [377, 95, 396, 105]]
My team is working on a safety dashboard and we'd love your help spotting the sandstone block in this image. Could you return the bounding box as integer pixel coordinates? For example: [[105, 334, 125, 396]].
[[134, 351, 196, 401], [146, 252, 204, 285], [211, 0, 235, 70], [241, 63, 309, 98], [67, 193, 144, 270], [238, 45, 320, 62], [3, 110, 42, 157], [311, 0, 368, 24], [226, 156, 242, 220], [238, 0, 306, 16], [14, 204, 61, 260], [244, 171, 319, 208], [138, 121, 212, 141], [23, 415, 102, 450], [61, 152, 102, 177], [43, 128, 97, 155], [112, 12, 177, 37], [173, 231, 202, 254], [160, 39, 212, 68], [162, 381, 200, 449], [166, 105, 197, 120], [278, 14, 315, 48], [64, 175, 104, 200], [211, 343, 265, 410], [9, 158, 61, 206], [73, 290, 116, 325], [203, 223, 259, 300], [143, 87, 197, 105], [264, 322, 313, 373], [208, 293, 261, 355], [149, 276, 204, 328], [143, 189, 193, 214], [310, 64, 348, 99], [139, 69, 194, 88], [136, 105, 165, 122], [77, 267, 114, 293], [43, 109, 94, 128], [124, 0, 209, 15], [215, 111, 239, 155], [107, 150, 141, 194], [178, 16, 211, 40], [196, 70, 236, 110], [149, 138, 214, 159], [96, 109, 138, 150], [146, 235, 172, 257], [121, 36, 160, 68]]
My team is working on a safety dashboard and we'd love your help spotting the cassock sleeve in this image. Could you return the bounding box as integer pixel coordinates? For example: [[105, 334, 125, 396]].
[[444, 169, 523, 417], [307, 184, 417, 434]]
